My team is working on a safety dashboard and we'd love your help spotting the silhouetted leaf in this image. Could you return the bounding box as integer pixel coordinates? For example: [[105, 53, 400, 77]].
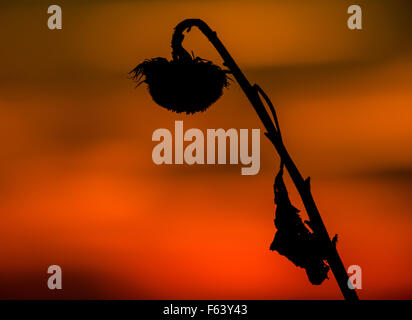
[[270, 165, 330, 285]]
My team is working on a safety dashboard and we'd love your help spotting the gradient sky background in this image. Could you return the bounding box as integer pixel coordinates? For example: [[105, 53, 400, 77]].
[[0, 0, 411, 299]]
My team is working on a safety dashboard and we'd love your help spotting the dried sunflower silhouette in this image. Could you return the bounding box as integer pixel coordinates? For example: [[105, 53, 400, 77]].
[[130, 18, 359, 301], [129, 55, 230, 114]]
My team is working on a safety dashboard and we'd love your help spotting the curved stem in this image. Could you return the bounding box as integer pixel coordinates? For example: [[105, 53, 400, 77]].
[[172, 19, 358, 301], [254, 84, 282, 139]]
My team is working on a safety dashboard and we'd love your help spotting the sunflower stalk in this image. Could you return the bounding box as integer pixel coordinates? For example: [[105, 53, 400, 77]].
[[170, 19, 358, 301]]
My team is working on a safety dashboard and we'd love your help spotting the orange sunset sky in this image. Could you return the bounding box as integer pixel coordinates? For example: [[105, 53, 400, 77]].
[[0, 0, 411, 299]]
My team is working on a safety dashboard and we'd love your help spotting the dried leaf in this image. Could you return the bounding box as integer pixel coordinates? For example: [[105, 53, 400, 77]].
[[270, 165, 330, 285]]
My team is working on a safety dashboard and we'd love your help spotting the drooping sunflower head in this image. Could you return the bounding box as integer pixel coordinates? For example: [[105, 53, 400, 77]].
[[130, 56, 230, 114]]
